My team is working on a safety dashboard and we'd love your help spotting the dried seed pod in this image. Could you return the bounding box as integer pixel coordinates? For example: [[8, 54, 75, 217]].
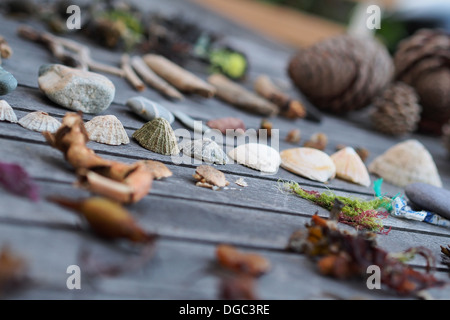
[[206, 117, 246, 135], [216, 244, 270, 277], [285, 129, 301, 144], [303, 132, 328, 151], [193, 165, 229, 189], [259, 119, 273, 137], [85, 115, 130, 146], [19, 111, 61, 133], [49, 197, 155, 243], [0, 100, 17, 123], [132, 118, 180, 156]]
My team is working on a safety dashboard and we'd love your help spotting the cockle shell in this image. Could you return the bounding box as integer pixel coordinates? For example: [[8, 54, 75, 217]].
[[330, 147, 371, 187], [0, 100, 17, 123], [228, 143, 281, 173], [18, 111, 61, 133], [132, 117, 180, 155], [85, 115, 130, 146], [280, 147, 336, 183], [368, 139, 442, 187], [180, 138, 228, 165], [126, 96, 174, 124]]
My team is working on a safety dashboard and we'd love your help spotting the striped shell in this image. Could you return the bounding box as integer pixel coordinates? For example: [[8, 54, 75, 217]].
[[85, 115, 130, 146], [18, 111, 61, 133], [368, 139, 442, 187], [132, 117, 180, 155], [228, 143, 281, 173], [0, 100, 18, 123], [330, 147, 371, 187], [280, 147, 336, 183], [180, 138, 228, 164]]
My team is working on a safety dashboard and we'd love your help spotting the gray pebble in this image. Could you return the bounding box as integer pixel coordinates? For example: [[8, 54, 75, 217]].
[[126, 96, 174, 124], [0, 66, 18, 95], [405, 182, 450, 220]]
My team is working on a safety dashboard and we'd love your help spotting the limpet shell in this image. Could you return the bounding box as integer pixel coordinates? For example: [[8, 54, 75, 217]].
[[85, 115, 129, 146], [228, 143, 281, 173], [126, 96, 174, 124], [368, 139, 442, 187], [330, 147, 371, 187], [18, 111, 61, 133], [180, 138, 228, 165], [280, 147, 336, 183], [0, 100, 17, 123], [132, 117, 180, 155]]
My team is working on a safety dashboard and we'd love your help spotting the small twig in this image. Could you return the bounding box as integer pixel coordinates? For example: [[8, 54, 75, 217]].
[[17, 25, 124, 77], [131, 55, 184, 100], [121, 54, 145, 91]]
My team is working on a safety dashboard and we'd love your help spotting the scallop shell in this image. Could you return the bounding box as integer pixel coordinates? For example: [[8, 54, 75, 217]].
[[368, 139, 442, 187], [0, 100, 18, 123], [126, 96, 174, 124], [180, 138, 228, 164], [330, 147, 371, 187], [18, 111, 61, 133], [132, 117, 180, 155], [228, 143, 281, 173], [85, 115, 130, 146], [280, 147, 336, 183]]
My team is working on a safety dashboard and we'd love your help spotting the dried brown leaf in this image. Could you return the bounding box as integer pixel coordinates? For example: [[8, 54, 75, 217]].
[[216, 244, 270, 277]]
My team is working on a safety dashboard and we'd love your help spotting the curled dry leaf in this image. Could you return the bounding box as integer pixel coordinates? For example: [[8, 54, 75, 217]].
[[0, 246, 28, 296], [43, 112, 154, 204], [49, 196, 154, 243], [216, 244, 270, 277], [288, 214, 446, 296], [0, 161, 39, 201], [193, 165, 229, 189]]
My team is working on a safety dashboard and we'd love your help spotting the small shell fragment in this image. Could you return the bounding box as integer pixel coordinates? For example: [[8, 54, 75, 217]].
[[285, 129, 301, 144], [228, 143, 281, 173], [235, 177, 248, 187], [132, 118, 180, 155], [139, 160, 172, 180], [180, 138, 228, 165], [280, 147, 336, 183], [330, 147, 371, 187], [303, 132, 328, 150], [193, 165, 229, 189], [85, 115, 129, 146], [368, 139, 442, 187], [260, 119, 273, 137], [18, 111, 61, 133], [0, 100, 17, 123]]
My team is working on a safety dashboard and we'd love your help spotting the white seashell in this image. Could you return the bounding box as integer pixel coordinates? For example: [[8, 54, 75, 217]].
[[228, 143, 281, 173], [0, 100, 18, 123], [330, 147, 371, 187], [18, 111, 61, 133], [280, 147, 336, 183], [85, 115, 130, 146], [368, 139, 442, 187], [180, 138, 228, 164]]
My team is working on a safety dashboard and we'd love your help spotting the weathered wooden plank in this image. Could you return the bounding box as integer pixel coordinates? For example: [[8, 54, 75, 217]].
[[1, 223, 448, 300], [1, 136, 449, 238]]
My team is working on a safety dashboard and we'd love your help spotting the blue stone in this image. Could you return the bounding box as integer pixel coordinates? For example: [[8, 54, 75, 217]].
[[0, 66, 18, 95]]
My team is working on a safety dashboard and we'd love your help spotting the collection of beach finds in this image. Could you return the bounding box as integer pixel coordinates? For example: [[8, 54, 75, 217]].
[[0, 0, 449, 299]]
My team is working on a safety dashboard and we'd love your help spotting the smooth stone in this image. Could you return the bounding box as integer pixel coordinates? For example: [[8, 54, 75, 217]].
[[126, 96, 174, 124], [0, 66, 18, 95], [173, 110, 210, 133], [405, 182, 450, 220], [38, 64, 115, 114]]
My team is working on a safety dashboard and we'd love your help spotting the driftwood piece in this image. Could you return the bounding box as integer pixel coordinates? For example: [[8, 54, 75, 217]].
[[208, 74, 278, 116], [121, 54, 145, 92], [143, 54, 216, 98], [131, 56, 184, 100], [17, 25, 124, 77], [254, 74, 306, 119]]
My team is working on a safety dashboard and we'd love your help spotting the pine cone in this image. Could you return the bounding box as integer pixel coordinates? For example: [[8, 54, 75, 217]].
[[394, 29, 450, 134], [370, 82, 421, 136], [288, 35, 393, 114]]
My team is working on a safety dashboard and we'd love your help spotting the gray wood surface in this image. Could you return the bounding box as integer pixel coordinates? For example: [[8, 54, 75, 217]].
[[0, 0, 449, 300]]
